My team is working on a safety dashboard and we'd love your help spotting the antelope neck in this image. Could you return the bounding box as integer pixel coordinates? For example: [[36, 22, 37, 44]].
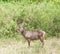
[[21, 29, 26, 36]]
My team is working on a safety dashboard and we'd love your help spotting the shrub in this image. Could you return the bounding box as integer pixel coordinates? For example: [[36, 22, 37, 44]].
[[0, 0, 60, 39]]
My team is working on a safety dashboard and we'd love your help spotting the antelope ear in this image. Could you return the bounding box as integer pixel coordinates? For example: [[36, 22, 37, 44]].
[[19, 23, 24, 27], [21, 22, 25, 26]]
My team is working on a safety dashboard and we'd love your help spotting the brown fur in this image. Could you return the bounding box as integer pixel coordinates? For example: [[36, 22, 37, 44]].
[[17, 23, 46, 47]]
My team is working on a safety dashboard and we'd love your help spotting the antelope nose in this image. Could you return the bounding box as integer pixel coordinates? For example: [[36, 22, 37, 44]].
[[16, 29, 19, 33]]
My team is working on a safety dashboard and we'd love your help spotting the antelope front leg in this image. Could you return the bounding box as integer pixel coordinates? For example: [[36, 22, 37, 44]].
[[40, 37, 44, 47], [27, 39, 30, 47]]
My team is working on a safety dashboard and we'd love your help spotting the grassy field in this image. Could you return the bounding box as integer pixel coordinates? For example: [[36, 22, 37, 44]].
[[0, 1, 60, 54], [0, 37, 60, 54]]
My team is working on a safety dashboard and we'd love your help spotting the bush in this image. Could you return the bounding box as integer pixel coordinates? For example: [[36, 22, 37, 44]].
[[0, 0, 60, 39]]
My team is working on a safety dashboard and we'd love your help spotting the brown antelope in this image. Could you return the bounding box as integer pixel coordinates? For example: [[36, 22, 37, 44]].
[[17, 23, 46, 47]]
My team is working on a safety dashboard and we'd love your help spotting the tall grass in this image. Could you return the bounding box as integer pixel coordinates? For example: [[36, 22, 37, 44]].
[[0, 37, 60, 54]]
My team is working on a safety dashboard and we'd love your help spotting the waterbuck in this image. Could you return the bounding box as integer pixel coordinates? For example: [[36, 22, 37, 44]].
[[17, 23, 46, 47]]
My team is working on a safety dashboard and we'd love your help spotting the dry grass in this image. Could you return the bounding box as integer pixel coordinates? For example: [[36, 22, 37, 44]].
[[0, 38, 60, 54]]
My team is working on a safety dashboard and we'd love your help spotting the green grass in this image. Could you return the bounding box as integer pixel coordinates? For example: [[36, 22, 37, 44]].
[[0, 1, 60, 54], [0, 37, 60, 54]]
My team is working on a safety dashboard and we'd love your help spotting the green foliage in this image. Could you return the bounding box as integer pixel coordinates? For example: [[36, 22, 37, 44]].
[[0, 0, 60, 39]]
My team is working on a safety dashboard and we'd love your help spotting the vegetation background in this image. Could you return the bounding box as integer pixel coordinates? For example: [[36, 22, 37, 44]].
[[0, 0, 60, 39], [0, 0, 60, 54]]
